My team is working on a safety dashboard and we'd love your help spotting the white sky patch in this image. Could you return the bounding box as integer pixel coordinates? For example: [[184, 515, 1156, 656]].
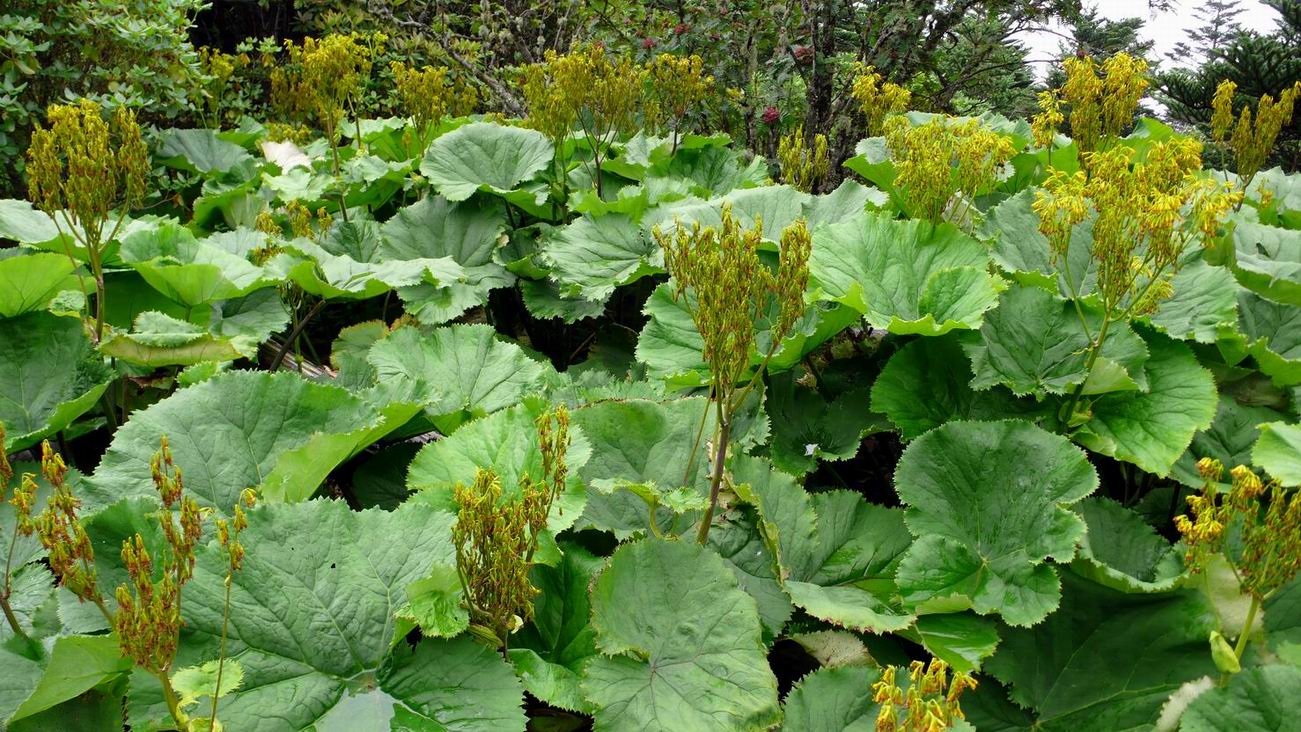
[[1016, 0, 1284, 79]]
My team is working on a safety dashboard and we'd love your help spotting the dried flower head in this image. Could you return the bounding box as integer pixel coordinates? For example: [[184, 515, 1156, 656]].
[[30, 441, 101, 605], [116, 437, 208, 675], [778, 126, 830, 193]]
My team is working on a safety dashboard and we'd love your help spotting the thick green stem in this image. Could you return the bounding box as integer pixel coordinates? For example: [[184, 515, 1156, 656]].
[[1061, 314, 1113, 424], [1, 595, 25, 637], [209, 575, 234, 727], [695, 408, 731, 545], [1221, 594, 1261, 686], [156, 668, 186, 729]]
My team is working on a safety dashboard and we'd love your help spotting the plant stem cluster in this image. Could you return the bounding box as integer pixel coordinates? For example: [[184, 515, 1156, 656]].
[[655, 206, 810, 543]]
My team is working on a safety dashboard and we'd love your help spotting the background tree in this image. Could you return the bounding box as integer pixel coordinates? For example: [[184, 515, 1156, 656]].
[[1160, 0, 1301, 171]]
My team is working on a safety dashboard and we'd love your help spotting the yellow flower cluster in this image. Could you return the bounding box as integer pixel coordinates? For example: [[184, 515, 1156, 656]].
[[872, 658, 977, 732], [1211, 79, 1301, 185], [1179, 458, 1301, 600], [884, 115, 1015, 225], [391, 61, 451, 132], [778, 126, 830, 193], [1034, 139, 1239, 316], [646, 53, 714, 139], [453, 406, 570, 646], [19, 443, 102, 606], [27, 100, 148, 239], [1059, 53, 1149, 154], [1031, 90, 1064, 148], [519, 43, 646, 145], [850, 64, 912, 136], [274, 33, 384, 139], [391, 61, 479, 133], [116, 437, 206, 676]]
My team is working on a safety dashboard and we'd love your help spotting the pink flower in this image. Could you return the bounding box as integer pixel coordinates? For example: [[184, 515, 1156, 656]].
[[642, 37, 656, 49], [762, 106, 780, 125], [674, 23, 690, 35], [793, 45, 814, 65]]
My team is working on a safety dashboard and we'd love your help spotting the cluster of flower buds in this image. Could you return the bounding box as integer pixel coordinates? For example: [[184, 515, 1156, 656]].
[[645, 53, 713, 137], [454, 404, 571, 646], [778, 126, 830, 193], [884, 116, 1015, 225], [115, 437, 206, 673], [1059, 53, 1149, 155], [520, 43, 647, 147], [18, 442, 101, 606], [849, 64, 912, 137], [1031, 90, 1064, 149], [872, 658, 977, 732], [1211, 79, 1301, 186], [1179, 458, 1301, 600], [217, 488, 257, 578], [1034, 139, 1239, 318]]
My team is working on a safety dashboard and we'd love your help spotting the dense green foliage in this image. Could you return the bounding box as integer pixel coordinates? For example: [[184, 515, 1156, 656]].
[[1, 5, 1301, 732]]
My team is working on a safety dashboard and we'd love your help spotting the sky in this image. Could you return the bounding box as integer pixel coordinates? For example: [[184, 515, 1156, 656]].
[[1017, 0, 1285, 78]]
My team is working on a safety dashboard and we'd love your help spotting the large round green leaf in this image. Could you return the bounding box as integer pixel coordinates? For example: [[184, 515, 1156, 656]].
[[540, 213, 661, 302], [1232, 220, 1301, 306], [0, 252, 81, 318], [86, 371, 387, 512], [0, 312, 113, 452], [736, 454, 915, 633], [118, 222, 277, 307], [810, 211, 1001, 335], [583, 538, 780, 730], [893, 420, 1098, 626], [128, 500, 526, 732], [1074, 332, 1218, 477], [366, 324, 552, 433], [986, 571, 1217, 730], [871, 334, 1043, 440], [420, 122, 554, 202]]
